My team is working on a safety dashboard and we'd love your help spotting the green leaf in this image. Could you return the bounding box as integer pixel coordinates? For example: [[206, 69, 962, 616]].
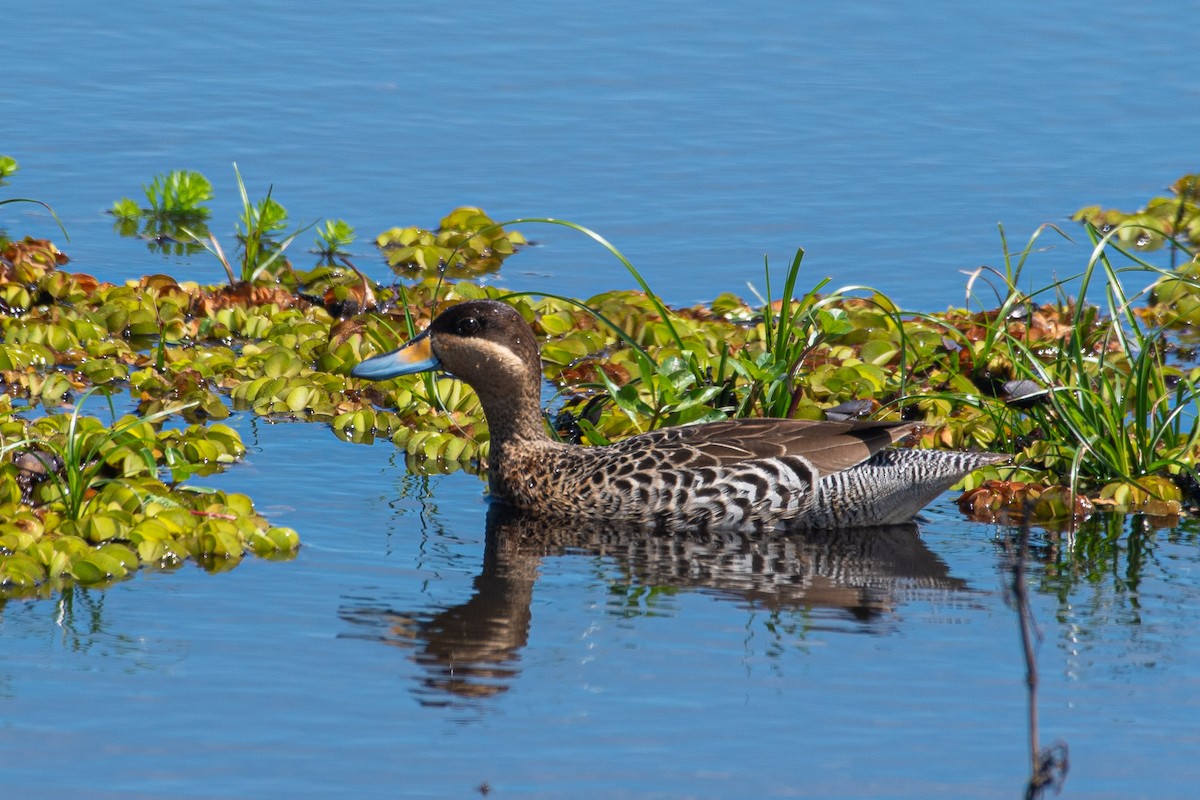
[[71, 550, 128, 584]]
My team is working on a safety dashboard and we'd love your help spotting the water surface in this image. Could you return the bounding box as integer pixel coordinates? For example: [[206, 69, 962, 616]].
[[2, 2, 1199, 797], [4, 1, 1197, 308]]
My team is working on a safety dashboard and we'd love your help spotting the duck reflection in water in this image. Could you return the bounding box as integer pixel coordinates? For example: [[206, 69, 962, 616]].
[[338, 505, 967, 704]]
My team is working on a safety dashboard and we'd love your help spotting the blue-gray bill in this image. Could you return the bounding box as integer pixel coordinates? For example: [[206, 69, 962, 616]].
[[350, 330, 439, 380]]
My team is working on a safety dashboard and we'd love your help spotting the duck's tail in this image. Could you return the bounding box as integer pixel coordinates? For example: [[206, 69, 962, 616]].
[[803, 449, 1010, 528]]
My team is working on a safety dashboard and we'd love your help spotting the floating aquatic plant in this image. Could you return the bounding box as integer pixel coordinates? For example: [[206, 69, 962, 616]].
[[0, 388, 298, 597], [314, 219, 357, 261], [185, 164, 315, 286], [0, 155, 17, 186], [8, 160, 1200, 603], [1073, 173, 1199, 259], [110, 168, 214, 256], [376, 207, 527, 278], [918, 222, 1200, 520]]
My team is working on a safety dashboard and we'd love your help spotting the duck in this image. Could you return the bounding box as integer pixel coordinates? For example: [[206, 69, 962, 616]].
[[351, 299, 1008, 530]]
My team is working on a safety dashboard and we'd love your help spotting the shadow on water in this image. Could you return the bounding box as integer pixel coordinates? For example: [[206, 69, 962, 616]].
[[338, 505, 967, 705]]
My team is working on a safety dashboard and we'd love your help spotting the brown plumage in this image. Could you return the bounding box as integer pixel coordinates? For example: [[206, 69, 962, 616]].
[[352, 299, 1008, 530]]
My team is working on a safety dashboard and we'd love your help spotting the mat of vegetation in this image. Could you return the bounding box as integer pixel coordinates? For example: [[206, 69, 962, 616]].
[[2, 160, 1199, 598]]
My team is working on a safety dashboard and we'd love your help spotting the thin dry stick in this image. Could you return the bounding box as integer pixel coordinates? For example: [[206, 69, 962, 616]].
[[1009, 518, 1069, 799]]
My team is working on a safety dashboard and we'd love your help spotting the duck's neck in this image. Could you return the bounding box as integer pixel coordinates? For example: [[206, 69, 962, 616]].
[[475, 372, 552, 449], [477, 376, 563, 509]]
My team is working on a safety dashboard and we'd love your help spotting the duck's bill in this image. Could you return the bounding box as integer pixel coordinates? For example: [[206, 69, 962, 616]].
[[350, 329, 439, 380]]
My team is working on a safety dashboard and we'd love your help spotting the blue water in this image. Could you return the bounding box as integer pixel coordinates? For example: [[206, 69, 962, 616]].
[[5, 1, 1197, 309], [4, 420, 1200, 798], [4, 1, 1200, 797]]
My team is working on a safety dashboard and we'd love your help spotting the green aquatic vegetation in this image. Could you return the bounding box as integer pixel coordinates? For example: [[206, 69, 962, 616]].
[[1, 386, 197, 520], [1146, 257, 1200, 326], [1073, 173, 1199, 260], [594, 351, 727, 436], [14, 193, 1200, 524], [111, 169, 213, 256], [294, 261, 379, 318], [527, 296, 708, 436], [377, 207, 527, 278], [315, 219, 357, 260], [505, 218, 693, 357], [231, 364, 350, 419], [109, 165, 315, 285], [0, 483, 299, 598], [488, 223, 915, 442], [335, 379, 486, 461], [0, 155, 17, 185], [748, 247, 840, 417], [143, 169, 214, 217], [0, 256, 310, 596], [333, 334, 489, 459], [0, 389, 298, 597], [389, 389, 487, 463], [932, 223, 1200, 516], [187, 164, 312, 286], [1074, 173, 1200, 327], [724, 249, 913, 421], [10, 156, 1200, 589], [1011, 233, 1199, 510]]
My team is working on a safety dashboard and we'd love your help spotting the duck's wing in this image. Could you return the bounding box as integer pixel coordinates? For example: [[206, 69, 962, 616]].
[[614, 418, 918, 476]]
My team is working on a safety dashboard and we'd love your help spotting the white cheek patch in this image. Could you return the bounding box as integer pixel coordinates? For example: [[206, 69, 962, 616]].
[[455, 338, 530, 376]]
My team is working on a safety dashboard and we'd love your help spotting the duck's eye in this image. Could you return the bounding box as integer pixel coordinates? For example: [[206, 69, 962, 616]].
[[456, 317, 481, 336]]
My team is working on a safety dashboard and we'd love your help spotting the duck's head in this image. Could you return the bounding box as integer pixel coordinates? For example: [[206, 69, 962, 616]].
[[351, 299, 543, 401]]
